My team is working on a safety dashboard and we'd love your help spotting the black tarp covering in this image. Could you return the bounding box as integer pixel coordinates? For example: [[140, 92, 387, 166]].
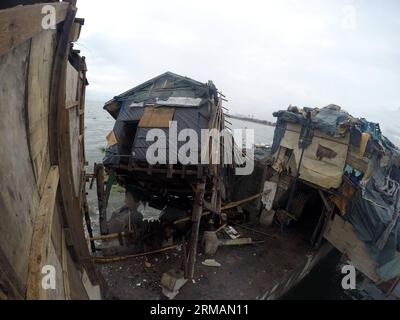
[[347, 156, 400, 280]]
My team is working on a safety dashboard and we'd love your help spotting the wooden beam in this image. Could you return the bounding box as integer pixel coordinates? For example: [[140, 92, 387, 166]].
[[49, 3, 77, 164], [186, 180, 206, 279], [61, 231, 71, 300], [221, 191, 267, 210], [314, 190, 335, 247], [26, 166, 60, 300], [65, 100, 79, 109], [0, 2, 70, 57], [94, 164, 106, 235]]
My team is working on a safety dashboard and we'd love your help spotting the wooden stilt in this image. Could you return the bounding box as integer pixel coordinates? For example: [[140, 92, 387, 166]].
[[83, 196, 96, 252], [94, 164, 107, 235], [186, 180, 206, 279], [181, 238, 188, 278], [314, 190, 335, 248]]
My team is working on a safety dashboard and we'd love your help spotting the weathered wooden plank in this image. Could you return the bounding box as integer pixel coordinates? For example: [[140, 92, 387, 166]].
[[0, 2, 70, 57], [49, 4, 77, 164], [0, 40, 40, 289], [0, 247, 25, 299], [27, 29, 57, 194], [186, 180, 206, 279], [65, 62, 79, 106], [65, 100, 79, 109], [66, 246, 89, 300], [26, 166, 60, 300], [324, 215, 380, 282], [51, 204, 63, 263], [45, 239, 66, 300], [69, 107, 81, 197]]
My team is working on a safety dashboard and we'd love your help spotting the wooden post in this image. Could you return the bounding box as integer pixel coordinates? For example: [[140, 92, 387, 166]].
[[94, 164, 106, 235], [186, 180, 206, 279], [27, 166, 59, 299], [83, 196, 96, 252], [314, 190, 335, 248]]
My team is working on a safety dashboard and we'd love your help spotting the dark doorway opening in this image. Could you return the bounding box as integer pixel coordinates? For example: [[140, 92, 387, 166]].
[[118, 121, 139, 163]]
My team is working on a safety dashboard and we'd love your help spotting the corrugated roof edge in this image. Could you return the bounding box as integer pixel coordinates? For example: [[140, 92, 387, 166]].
[[104, 71, 206, 106], [103, 71, 209, 118]]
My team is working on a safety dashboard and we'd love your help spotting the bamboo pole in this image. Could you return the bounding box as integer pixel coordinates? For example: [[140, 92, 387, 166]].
[[88, 231, 135, 242], [93, 245, 179, 263], [235, 224, 275, 239], [221, 191, 269, 210], [173, 211, 210, 225]]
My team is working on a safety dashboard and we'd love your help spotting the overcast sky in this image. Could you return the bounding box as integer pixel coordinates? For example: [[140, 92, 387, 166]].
[[75, 0, 399, 142]]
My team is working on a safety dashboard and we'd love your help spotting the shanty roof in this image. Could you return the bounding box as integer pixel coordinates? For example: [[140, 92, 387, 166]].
[[272, 104, 399, 156], [104, 72, 216, 119]]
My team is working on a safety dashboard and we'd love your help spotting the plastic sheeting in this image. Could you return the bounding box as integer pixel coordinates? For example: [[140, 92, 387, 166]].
[[271, 105, 351, 154], [347, 163, 400, 280]]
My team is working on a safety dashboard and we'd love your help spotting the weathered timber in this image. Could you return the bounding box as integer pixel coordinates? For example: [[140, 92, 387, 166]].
[[186, 181, 206, 279], [26, 166, 60, 300]]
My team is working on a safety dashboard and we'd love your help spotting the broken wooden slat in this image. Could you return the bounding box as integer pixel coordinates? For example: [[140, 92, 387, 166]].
[[26, 166, 60, 300], [93, 245, 179, 263], [0, 2, 70, 57]]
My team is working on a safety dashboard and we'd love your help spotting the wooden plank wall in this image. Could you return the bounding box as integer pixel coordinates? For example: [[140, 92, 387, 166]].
[[0, 40, 39, 298], [0, 2, 100, 300]]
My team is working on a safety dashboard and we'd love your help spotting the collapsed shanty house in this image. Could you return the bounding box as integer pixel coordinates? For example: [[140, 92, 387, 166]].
[[266, 104, 400, 284], [99, 72, 246, 278], [96, 74, 399, 297]]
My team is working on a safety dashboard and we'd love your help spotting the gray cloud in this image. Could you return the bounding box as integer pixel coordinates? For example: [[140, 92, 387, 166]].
[[75, 0, 399, 142]]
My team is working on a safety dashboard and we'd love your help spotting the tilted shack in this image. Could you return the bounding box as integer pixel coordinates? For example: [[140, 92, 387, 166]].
[[101, 72, 236, 278]]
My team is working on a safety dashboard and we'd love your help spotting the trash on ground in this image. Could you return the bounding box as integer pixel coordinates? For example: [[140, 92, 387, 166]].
[[202, 259, 222, 267]]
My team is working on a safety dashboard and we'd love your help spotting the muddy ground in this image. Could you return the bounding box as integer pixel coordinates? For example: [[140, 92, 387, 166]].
[[97, 222, 312, 300]]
